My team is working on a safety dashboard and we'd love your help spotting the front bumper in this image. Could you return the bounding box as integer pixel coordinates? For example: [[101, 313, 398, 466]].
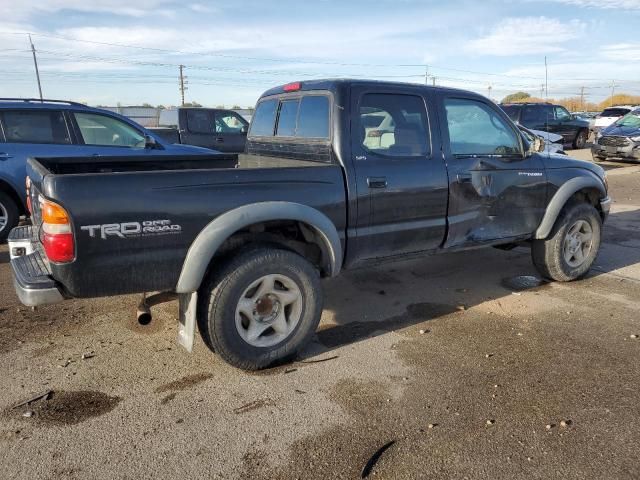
[[592, 140, 640, 160], [9, 227, 65, 307]]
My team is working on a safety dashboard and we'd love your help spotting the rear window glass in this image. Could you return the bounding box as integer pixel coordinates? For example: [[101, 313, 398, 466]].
[[276, 99, 299, 137], [1, 111, 71, 144], [250, 95, 330, 139], [296, 96, 330, 138], [249, 99, 278, 136], [601, 108, 630, 117]]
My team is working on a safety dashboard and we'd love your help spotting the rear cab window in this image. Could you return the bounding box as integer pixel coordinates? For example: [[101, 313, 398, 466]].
[[0, 110, 71, 144], [247, 92, 332, 162], [500, 105, 521, 122]]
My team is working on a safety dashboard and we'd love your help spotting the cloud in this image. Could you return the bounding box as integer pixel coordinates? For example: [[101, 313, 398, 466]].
[[545, 0, 640, 9], [601, 43, 640, 62], [466, 17, 586, 56], [1, 0, 177, 20]]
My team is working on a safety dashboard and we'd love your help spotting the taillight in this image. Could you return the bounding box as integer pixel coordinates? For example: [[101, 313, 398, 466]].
[[25, 177, 31, 214], [40, 198, 74, 263]]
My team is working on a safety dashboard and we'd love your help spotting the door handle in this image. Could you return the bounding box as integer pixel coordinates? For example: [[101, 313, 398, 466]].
[[456, 173, 472, 184], [0, 153, 12, 160], [367, 177, 387, 189]]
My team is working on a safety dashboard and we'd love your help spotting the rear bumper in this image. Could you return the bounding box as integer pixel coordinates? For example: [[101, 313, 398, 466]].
[[9, 227, 65, 307]]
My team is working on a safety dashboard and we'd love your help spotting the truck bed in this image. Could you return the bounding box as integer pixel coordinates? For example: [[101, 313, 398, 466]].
[[26, 154, 347, 298]]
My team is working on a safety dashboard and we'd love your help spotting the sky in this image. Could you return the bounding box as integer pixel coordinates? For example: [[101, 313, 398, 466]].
[[0, 0, 639, 108]]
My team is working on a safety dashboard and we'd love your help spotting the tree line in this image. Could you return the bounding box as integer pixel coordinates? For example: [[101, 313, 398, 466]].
[[501, 92, 640, 112]]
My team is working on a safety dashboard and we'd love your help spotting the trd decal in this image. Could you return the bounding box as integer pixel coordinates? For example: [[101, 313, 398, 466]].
[[81, 220, 182, 239]]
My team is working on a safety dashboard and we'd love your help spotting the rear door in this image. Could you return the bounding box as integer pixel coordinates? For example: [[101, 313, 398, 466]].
[[179, 109, 217, 149], [438, 95, 547, 247], [520, 104, 553, 132], [0, 109, 76, 207], [349, 86, 449, 261], [550, 106, 575, 143]]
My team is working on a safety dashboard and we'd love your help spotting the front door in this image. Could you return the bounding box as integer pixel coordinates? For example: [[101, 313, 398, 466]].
[[213, 110, 248, 153], [550, 106, 575, 144], [180, 109, 218, 149], [349, 87, 449, 262], [439, 95, 547, 248]]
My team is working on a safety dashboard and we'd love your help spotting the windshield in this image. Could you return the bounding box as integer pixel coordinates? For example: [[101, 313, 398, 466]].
[[614, 110, 640, 128]]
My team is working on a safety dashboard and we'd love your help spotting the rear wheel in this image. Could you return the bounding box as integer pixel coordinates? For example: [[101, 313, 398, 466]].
[[573, 129, 588, 149], [198, 246, 323, 370], [0, 191, 19, 242], [592, 152, 605, 163], [532, 202, 601, 282]]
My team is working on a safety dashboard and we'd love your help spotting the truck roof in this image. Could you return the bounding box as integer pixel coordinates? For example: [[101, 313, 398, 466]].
[[259, 79, 480, 99]]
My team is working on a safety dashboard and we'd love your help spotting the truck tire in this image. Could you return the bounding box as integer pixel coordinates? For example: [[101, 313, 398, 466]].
[[0, 191, 19, 242], [573, 129, 588, 149], [197, 246, 323, 370], [531, 202, 601, 282], [592, 152, 605, 163]]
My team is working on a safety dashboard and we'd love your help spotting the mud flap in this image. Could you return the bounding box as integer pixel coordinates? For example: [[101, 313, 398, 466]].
[[177, 292, 197, 352]]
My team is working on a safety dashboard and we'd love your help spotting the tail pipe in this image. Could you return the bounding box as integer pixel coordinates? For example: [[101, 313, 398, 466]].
[[136, 292, 177, 325]]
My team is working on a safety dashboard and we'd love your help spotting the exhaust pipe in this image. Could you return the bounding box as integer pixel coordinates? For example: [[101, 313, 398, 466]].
[[136, 292, 178, 326], [136, 301, 152, 325]]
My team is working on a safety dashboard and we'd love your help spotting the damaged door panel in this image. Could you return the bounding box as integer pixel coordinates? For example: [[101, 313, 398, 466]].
[[440, 96, 547, 247]]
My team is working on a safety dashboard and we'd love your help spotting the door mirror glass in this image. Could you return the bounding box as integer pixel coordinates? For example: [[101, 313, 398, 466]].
[[144, 134, 158, 149]]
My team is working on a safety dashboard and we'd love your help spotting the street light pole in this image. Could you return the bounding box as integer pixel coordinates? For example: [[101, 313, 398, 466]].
[[29, 34, 43, 101]]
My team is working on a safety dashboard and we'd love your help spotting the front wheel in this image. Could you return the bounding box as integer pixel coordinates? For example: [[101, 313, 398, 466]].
[[573, 129, 588, 149], [198, 246, 323, 370], [532, 202, 602, 282], [0, 191, 19, 242]]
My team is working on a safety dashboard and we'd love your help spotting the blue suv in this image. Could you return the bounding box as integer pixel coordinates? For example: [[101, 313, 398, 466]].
[[0, 98, 216, 240]]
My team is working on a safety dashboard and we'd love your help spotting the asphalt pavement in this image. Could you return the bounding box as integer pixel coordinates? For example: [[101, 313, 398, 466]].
[[0, 150, 639, 479]]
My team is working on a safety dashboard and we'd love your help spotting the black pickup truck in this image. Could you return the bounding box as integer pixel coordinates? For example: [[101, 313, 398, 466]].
[[149, 107, 249, 153], [10, 80, 611, 370]]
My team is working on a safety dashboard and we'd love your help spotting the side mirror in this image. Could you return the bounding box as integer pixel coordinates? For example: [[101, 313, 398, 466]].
[[144, 134, 158, 149], [240, 125, 248, 134], [533, 136, 545, 153]]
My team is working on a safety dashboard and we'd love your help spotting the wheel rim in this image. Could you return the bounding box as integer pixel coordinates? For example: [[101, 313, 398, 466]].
[[235, 273, 303, 348], [576, 132, 586, 148], [563, 219, 594, 268], [0, 202, 8, 233]]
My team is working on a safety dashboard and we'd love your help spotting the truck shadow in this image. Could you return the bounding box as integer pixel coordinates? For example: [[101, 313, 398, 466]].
[[0, 249, 9, 265], [300, 208, 640, 360]]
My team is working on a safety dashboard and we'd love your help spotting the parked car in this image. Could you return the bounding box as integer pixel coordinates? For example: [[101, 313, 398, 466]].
[[518, 125, 566, 155], [0, 98, 229, 241], [150, 107, 249, 153], [593, 106, 639, 134], [592, 108, 640, 162], [9, 80, 610, 370], [500, 102, 590, 149]]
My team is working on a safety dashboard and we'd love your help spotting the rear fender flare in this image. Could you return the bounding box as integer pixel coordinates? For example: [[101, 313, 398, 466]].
[[175, 201, 342, 293], [535, 176, 606, 239]]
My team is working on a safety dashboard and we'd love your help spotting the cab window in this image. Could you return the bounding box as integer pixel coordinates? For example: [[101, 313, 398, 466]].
[[445, 98, 521, 156], [249, 99, 278, 137], [215, 112, 247, 134], [357, 93, 429, 157], [74, 112, 145, 147], [1, 110, 71, 144]]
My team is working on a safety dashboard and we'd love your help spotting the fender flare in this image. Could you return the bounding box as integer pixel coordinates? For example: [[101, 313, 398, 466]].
[[175, 201, 343, 293], [535, 175, 606, 239]]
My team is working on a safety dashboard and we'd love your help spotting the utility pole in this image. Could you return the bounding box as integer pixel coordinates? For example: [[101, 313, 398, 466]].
[[610, 80, 617, 107], [424, 65, 429, 85], [179, 65, 187, 106], [544, 56, 548, 100], [432, 76, 436, 87], [487, 85, 492, 101], [580, 86, 585, 111], [28, 34, 43, 101]]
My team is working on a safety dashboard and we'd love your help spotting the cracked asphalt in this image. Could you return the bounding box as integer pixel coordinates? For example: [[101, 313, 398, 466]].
[[1, 150, 639, 479]]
